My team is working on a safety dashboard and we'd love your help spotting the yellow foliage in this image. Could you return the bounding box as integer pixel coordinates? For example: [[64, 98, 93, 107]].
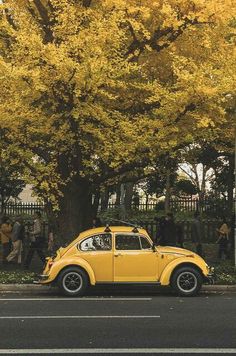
[[0, 0, 235, 205]]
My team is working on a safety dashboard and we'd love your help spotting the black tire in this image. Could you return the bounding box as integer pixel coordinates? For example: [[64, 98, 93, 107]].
[[171, 266, 202, 297], [57, 267, 89, 297]]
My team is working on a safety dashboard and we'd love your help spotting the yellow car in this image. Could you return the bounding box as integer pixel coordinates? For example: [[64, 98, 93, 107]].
[[40, 226, 214, 297]]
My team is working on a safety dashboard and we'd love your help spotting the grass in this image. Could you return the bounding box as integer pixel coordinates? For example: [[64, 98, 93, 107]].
[[214, 261, 236, 285], [0, 270, 36, 284]]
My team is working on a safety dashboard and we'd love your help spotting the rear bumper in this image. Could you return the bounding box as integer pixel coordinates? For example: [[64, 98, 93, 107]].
[[37, 274, 50, 284]]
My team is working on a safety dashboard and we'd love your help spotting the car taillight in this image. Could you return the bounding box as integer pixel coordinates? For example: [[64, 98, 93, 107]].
[[48, 261, 54, 269]]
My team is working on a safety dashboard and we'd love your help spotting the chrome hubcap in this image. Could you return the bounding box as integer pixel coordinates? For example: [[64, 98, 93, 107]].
[[63, 272, 83, 293], [177, 271, 197, 293]]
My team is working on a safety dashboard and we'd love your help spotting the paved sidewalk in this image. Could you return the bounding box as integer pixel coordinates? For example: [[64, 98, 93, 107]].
[[0, 284, 235, 293]]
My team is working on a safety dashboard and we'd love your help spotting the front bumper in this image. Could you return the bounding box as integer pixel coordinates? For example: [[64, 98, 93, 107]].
[[204, 273, 215, 285], [203, 266, 215, 285]]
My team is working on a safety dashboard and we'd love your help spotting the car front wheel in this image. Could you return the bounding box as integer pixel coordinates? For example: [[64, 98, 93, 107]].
[[58, 267, 88, 297], [171, 266, 202, 297]]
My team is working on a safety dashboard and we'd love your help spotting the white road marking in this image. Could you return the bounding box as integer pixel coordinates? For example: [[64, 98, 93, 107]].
[[0, 349, 236, 354], [0, 297, 152, 301], [0, 315, 160, 319]]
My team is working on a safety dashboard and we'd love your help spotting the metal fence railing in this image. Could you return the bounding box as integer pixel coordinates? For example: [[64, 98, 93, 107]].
[[22, 219, 220, 243], [2, 198, 234, 216], [2, 202, 45, 216]]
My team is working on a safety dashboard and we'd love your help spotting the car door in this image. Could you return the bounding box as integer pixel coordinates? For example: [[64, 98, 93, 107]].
[[78, 233, 113, 282], [113, 233, 158, 282]]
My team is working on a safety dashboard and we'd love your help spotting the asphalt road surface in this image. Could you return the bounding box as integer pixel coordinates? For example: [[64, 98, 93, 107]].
[[0, 287, 235, 355]]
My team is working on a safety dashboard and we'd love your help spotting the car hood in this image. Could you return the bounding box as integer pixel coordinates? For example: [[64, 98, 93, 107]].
[[157, 246, 196, 257]]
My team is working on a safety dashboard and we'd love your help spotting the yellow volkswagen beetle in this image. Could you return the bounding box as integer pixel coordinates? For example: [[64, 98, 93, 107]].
[[40, 226, 214, 297]]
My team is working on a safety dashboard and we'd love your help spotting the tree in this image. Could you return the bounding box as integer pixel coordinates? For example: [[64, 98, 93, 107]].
[[144, 154, 178, 212], [210, 150, 235, 216], [0, 145, 25, 214], [179, 144, 219, 203], [179, 139, 235, 215], [0, 0, 235, 239], [173, 178, 198, 197]]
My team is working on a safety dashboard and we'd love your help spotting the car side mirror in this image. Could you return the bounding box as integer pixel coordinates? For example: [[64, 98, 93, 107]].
[[152, 243, 156, 252]]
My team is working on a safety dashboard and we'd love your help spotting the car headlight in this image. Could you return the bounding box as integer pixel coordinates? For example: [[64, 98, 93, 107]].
[[206, 265, 214, 274]]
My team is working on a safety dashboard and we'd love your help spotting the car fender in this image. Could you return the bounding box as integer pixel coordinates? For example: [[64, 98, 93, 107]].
[[159, 257, 204, 286], [45, 257, 96, 285]]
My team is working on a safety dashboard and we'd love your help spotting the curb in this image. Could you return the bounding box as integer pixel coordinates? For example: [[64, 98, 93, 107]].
[[0, 284, 235, 293], [0, 284, 55, 293], [202, 285, 236, 292]]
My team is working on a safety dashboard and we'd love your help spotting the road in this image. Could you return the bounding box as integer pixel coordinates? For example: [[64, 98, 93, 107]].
[[0, 287, 235, 355]]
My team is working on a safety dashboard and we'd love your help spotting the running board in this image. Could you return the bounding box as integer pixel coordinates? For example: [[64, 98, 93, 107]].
[[95, 282, 161, 286]]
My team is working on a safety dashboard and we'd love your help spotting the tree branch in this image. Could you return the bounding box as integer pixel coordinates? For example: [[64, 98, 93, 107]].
[[4, 9, 18, 30], [178, 165, 196, 185], [82, 0, 92, 7], [31, 0, 54, 43], [126, 17, 201, 58]]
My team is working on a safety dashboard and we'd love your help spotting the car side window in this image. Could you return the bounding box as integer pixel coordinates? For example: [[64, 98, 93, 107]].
[[140, 236, 152, 249], [79, 233, 112, 251], [115, 234, 141, 250]]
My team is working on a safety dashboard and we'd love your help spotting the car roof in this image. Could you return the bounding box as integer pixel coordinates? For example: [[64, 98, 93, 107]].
[[62, 226, 151, 253], [78, 226, 148, 239]]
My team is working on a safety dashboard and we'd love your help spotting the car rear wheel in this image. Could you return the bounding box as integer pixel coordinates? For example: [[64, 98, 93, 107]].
[[58, 267, 88, 297], [171, 266, 202, 297]]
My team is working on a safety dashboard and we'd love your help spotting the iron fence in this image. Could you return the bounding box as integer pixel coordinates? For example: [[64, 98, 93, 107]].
[[21, 219, 220, 243], [2, 202, 45, 216], [2, 198, 233, 216]]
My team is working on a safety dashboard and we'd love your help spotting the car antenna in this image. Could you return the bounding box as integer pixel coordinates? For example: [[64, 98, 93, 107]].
[[107, 218, 142, 233]]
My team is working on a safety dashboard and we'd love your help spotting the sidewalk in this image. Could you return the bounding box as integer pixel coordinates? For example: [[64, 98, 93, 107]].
[[0, 283, 235, 294]]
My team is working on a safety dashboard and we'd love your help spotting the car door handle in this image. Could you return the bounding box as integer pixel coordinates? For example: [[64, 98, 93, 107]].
[[114, 253, 122, 257]]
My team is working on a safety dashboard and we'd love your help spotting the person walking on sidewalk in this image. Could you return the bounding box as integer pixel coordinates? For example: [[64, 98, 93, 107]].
[[6, 216, 24, 265], [164, 212, 177, 247], [0, 216, 12, 265], [216, 217, 230, 260], [191, 211, 204, 257], [24, 211, 46, 269]]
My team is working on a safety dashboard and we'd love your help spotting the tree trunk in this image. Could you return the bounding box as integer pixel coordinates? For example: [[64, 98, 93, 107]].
[[145, 193, 149, 211], [120, 183, 126, 219], [124, 182, 134, 211], [115, 184, 121, 207], [100, 187, 109, 210], [0, 192, 6, 215], [165, 169, 171, 213], [92, 189, 100, 218], [227, 155, 234, 217], [57, 177, 93, 242]]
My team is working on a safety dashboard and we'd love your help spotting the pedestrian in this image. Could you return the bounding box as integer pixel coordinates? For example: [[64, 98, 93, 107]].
[[156, 214, 177, 246], [92, 216, 102, 228], [229, 213, 235, 253], [164, 212, 177, 246], [176, 222, 184, 248], [191, 211, 204, 257], [216, 217, 230, 260], [47, 221, 57, 253], [0, 216, 12, 265], [24, 211, 46, 269], [6, 216, 25, 265], [155, 216, 166, 245]]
